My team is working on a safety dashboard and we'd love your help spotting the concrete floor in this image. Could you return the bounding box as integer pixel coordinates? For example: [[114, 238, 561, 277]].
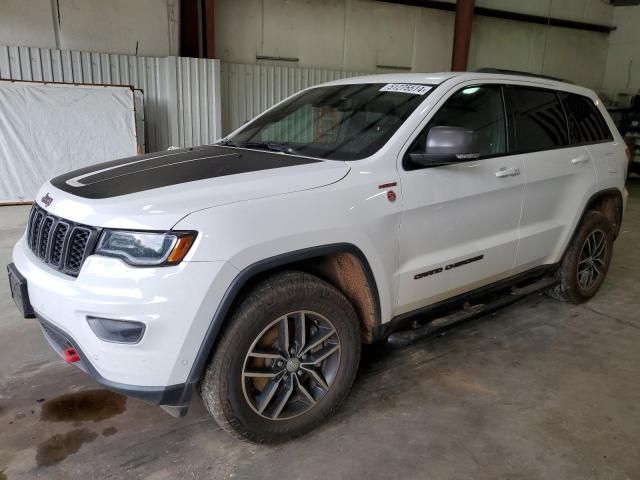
[[1, 181, 639, 480]]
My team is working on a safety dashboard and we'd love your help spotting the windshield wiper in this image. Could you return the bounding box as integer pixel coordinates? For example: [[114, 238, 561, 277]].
[[217, 139, 240, 147], [237, 141, 299, 155]]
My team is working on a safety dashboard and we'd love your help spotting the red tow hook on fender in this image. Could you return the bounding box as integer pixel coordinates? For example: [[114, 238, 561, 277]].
[[62, 347, 80, 364]]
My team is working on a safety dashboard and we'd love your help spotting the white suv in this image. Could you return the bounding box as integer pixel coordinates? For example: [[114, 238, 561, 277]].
[[7, 72, 628, 443]]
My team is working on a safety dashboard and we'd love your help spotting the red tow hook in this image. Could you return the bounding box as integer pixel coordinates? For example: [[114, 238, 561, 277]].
[[62, 347, 81, 364]]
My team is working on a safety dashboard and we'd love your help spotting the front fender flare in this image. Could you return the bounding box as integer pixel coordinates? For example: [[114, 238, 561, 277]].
[[184, 242, 381, 388]]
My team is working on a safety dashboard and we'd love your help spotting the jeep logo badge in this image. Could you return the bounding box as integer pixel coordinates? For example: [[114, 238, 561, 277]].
[[41, 193, 53, 207]]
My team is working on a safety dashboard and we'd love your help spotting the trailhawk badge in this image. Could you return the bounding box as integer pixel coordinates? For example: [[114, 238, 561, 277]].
[[41, 193, 53, 207]]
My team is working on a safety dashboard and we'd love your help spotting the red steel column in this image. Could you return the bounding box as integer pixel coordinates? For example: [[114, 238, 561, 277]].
[[451, 0, 475, 71], [180, 0, 200, 58], [180, 0, 215, 59], [203, 0, 215, 59]]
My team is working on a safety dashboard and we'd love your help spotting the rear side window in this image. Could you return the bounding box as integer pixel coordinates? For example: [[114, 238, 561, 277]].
[[509, 87, 568, 152], [560, 93, 613, 144]]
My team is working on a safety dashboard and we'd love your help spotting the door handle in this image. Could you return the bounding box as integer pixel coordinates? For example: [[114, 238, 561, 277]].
[[495, 166, 521, 178], [571, 155, 591, 164]]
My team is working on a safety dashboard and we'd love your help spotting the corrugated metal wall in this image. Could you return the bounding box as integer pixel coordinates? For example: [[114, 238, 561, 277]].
[[220, 62, 364, 135], [0, 45, 221, 151], [174, 57, 221, 149]]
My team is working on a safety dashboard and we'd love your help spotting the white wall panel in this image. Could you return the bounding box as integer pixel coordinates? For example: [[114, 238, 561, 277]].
[[296, 0, 346, 70], [343, 0, 419, 72], [476, 0, 613, 24], [411, 8, 455, 73], [214, 0, 263, 64], [373, 2, 415, 70], [0, 45, 222, 151], [215, 0, 613, 90], [468, 16, 546, 74], [541, 27, 608, 90], [342, 0, 378, 72], [260, 0, 303, 60], [57, 0, 178, 57], [602, 6, 640, 97], [469, 16, 609, 90], [0, 0, 55, 49], [550, 0, 613, 23], [475, 0, 550, 17], [0, 0, 179, 56]]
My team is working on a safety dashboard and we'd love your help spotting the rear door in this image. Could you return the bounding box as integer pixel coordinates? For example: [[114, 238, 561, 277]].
[[508, 86, 598, 271], [560, 92, 620, 192], [396, 83, 524, 315]]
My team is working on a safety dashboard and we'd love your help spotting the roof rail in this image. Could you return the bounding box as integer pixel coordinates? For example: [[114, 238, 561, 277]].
[[475, 68, 572, 84]]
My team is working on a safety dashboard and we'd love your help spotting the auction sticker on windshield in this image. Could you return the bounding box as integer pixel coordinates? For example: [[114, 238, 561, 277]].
[[379, 84, 431, 95]]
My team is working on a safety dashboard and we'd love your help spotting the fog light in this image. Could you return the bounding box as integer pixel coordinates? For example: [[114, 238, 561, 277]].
[[87, 316, 145, 344]]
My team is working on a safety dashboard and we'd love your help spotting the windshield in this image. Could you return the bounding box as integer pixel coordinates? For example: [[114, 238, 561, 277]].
[[222, 83, 433, 160]]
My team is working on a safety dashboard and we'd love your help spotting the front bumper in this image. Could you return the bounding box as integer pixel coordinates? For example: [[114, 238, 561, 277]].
[[37, 314, 190, 407], [11, 233, 238, 405]]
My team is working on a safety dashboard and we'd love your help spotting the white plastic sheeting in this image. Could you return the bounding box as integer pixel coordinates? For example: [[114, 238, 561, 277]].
[[0, 81, 137, 202]]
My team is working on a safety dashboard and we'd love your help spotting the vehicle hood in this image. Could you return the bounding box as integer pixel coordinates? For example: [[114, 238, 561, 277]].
[[37, 145, 350, 229]]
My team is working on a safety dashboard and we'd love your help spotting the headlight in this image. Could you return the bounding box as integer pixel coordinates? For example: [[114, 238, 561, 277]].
[[95, 230, 197, 266]]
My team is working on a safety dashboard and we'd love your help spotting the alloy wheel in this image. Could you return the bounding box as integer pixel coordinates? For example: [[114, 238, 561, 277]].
[[577, 229, 607, 290], [242, 311, 341, 420]]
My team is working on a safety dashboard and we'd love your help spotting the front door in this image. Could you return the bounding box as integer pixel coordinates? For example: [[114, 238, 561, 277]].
[[396, 84, 524, 315]]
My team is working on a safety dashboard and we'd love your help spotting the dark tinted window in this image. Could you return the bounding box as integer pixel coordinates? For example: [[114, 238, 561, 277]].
[[560, 93, 612, 144], [510, 87, 568, 152], [408, 85, 506, 163]]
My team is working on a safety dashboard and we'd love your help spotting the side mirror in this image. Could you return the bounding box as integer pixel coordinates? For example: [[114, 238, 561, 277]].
[[409, 126, 480, 167]]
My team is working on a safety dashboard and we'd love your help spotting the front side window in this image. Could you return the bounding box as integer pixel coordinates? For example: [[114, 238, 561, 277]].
[[224, 83, 432, 160], [560, 93, 613, 145], [510, 87, 568, 152], [406, 85, 507, 169]]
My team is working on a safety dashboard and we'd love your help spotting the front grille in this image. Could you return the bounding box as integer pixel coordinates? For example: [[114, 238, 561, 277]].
[[38, 217, 54, 258], [67, 228, 91, 271], [50, 223, 69, 266], [26, 204, 100, 277]]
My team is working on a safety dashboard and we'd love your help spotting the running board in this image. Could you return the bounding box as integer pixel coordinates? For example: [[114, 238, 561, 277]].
[[387, 276, 558, 347]]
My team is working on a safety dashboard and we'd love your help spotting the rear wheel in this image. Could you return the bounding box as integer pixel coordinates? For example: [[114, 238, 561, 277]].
[[200, 271, 361, 443], [550, 211, 613, 304]]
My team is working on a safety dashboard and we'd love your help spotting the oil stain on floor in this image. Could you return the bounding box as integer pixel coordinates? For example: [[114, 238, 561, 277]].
[[102, 426, 118, 437], [36, 428, 98, 467], [40, 390, 127, 423]]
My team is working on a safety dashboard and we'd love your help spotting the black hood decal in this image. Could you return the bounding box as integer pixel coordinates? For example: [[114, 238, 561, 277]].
[[51, 145, 321, 199]]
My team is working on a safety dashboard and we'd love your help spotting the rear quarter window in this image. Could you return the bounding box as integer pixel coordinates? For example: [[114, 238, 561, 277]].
[[559, 92, 613, 145]]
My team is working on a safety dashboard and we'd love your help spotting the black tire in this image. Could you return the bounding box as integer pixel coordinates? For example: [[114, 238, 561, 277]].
[[550, 211, 614, 304], [199, 270, 361, 443]]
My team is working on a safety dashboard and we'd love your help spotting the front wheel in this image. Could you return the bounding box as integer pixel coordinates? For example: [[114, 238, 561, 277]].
[[200, 271, 361, 443], [550, 211, 614, 304]]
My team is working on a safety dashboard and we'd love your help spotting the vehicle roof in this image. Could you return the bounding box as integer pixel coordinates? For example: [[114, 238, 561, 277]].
[[322, 72, 595, 97]]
